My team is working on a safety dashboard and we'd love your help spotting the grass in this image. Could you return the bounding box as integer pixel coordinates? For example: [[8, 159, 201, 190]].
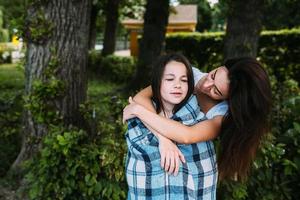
[[87, 79, 120, 99], [0, 63, 24, 90], [0, 63, 24, 108], [0, 63, 121, 98]]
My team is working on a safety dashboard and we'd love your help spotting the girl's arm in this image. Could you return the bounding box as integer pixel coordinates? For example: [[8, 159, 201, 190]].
[[123, 99, 223, 144]]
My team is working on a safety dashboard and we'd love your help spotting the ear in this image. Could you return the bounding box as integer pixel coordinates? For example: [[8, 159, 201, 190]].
[[128, 96, 134, 103]]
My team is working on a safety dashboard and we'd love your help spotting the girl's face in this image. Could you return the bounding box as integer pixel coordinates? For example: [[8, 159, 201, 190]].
[[160, 61, 189, 109], [196, 66, 230, 100]]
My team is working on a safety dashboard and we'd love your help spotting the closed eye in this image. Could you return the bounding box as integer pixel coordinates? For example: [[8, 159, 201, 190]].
[[214, 89, 220, 96], [211, 70, 217, 80], [214, 86, 222, 96]]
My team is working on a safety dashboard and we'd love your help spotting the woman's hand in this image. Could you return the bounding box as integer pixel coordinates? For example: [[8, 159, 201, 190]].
[[124, 96, 186, 175], [158, 137, 185, 176], [122, 97, 140, 123]]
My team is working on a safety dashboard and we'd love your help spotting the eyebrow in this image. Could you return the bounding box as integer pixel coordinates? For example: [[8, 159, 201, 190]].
[[213, 70, 223, 96]]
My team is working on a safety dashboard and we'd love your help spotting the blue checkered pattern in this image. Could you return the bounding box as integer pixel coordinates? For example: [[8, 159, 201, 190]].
[[125, 95, 228, 200]]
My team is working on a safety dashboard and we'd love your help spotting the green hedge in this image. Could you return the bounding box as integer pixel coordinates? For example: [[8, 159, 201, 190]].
[[259, 29, 300, 81], [166, 29, 300, 82], [166, 32, 224, 72], [101, 55, 136, 83], [88, 51, 136, 83]]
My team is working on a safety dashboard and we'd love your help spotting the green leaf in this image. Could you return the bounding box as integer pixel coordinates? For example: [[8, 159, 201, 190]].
[[94, 182, 102, 194], [57, 135, 67, 146], [85, 174, 91, 183]]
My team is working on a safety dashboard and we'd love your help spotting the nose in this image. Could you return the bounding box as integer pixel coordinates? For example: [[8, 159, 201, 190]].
[[203, 78, 214, 90], [174, 80, 181, 88]]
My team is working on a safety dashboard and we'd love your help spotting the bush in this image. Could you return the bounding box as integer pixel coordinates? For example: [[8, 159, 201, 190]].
[[101, 55, 136, 83], [166, 29, 300, 82], [0, 63, 23, 177], [0, 93, 22, 177], [88, 51, 136, 84], [25, 95, 128, 200], [88, 50, 102, 75], [25, 126, 104, 200]]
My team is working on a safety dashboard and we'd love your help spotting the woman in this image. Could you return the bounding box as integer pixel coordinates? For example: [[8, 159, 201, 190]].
[[123, 57, 272, 181]]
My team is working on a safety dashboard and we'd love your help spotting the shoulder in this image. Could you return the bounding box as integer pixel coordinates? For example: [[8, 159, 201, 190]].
[[206, 101, 228, 120], [192, 67, 207, 86]]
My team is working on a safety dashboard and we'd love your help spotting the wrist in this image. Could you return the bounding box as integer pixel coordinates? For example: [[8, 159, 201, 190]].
[[134, 104, 144, 117], [157, 135, 168, 142]]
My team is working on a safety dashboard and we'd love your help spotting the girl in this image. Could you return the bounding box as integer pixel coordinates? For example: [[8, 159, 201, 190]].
[[125, 53, 225, 199]]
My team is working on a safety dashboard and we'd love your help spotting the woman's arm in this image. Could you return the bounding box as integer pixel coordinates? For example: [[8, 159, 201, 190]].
[[130, 90, 186, 175], [123, 99, 223, 144], [132, 86, 156, 113]]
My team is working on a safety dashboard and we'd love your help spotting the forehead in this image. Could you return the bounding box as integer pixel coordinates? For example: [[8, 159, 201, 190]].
[[210, 66, 228, 77], [210, 66, 226, 73], [163, 61, 187, 75]]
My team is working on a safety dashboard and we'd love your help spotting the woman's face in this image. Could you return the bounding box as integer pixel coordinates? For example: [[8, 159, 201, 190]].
[[196, 66, 230, 100], [160, 61, 189, 108]]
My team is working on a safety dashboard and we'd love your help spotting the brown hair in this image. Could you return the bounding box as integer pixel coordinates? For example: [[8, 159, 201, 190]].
[[218, 57, 272, 180]]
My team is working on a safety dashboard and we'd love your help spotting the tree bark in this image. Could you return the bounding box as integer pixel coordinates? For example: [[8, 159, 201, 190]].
[[129, 0, 170, 90], [224, 0, 263, 60], [11, 0, 91, 171], [102, 0, 120, 56]]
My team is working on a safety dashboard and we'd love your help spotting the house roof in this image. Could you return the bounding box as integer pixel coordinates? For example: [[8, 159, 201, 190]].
[[169, 5, 197, 23], [122, 5, 197, 29]]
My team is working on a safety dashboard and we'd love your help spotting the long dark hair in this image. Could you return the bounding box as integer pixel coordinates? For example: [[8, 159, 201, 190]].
[[218, 57, 272, 180], [151, 53, 194, 115]]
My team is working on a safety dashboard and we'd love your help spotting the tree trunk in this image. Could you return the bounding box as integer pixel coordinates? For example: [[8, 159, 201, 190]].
[[102, 0, 120, 56], [88, 5, 99, 50], [11, 0, 91, 171], [224, 0, 263, 60], [129, 0, 170, 90]]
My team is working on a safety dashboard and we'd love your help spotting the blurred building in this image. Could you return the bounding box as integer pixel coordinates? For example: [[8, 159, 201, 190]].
[[122, 5, 197, 56]]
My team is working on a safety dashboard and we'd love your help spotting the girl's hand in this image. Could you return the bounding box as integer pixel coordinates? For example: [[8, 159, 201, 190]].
[[122, 97, 140, 123], [159, 137, 185, 176]]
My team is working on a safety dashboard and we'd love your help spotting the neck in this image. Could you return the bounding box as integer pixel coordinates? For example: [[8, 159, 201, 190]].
[[161, 102, 174, 118], [197, 92, 219, 114]]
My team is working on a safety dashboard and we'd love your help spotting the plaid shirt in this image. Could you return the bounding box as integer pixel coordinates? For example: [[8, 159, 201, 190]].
[[125, 95, 228, 200]]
